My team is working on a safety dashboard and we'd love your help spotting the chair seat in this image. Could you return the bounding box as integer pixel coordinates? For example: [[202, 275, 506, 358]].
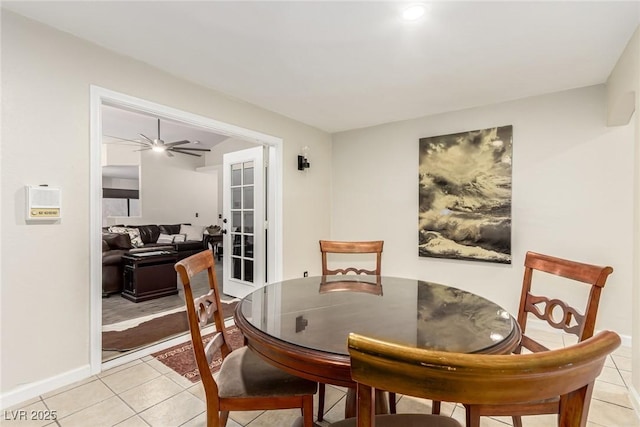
[[294, 414, 461, 427], [218, 346, 318, 398]]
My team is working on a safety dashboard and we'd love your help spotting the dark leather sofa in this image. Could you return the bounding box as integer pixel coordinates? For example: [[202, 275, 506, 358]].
[[102, 224, 207, 296]]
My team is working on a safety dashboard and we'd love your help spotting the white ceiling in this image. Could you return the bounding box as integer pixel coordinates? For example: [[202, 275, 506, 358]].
[[4, 1, 639, 133], [101, 104, 229, 149]]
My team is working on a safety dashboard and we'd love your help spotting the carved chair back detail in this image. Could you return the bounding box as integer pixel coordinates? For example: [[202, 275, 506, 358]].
[[320, 240, 384, 275]]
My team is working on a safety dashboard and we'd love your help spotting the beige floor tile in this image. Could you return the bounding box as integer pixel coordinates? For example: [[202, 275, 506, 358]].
[[57, 396, 134, 427], [139, 391, 204, 427], [101, 363, 162, 394], [119, 376, 184, 413], [620, 369, 633, 389], [1, 400, 55, 427], [593, 380, 634, 409], [450, 405, 509, 426], [164, 369, 197, 389], [144, 358, 174, 375], [598, 366, 626, 386], [99, 359, 144, 378], [395, 395, 434, 414], [114, 415, 151, 426], [180, 412, 242, 427], [43, 379, 115, 419], [604, 355, 616, 368], [315, 385, 346, 420], [41, 375, 98, 399], [4, 396, 42, 412], [228, 409, 263, 426], [587, 398, 640, 427], [186, 383, 206, 402], [613, 345, 632, 358], [612, 354, 632, 372], [245, 408, 302, 427], [520, 414, 559, 426], [319, 396, 346, 425]]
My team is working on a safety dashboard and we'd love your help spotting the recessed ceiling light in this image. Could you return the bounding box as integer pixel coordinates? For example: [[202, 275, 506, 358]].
[[402, 4, 427, 21]]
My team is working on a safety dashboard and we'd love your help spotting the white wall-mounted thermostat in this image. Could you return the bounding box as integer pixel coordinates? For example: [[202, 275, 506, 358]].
[[26, 185, 62, 221]]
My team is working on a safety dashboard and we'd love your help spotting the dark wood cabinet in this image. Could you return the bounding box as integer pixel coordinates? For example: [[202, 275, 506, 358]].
[[122, 251, 179, 302]]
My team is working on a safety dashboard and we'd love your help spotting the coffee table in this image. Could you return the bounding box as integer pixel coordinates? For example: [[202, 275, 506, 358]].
[[121, 250, 179, 302]]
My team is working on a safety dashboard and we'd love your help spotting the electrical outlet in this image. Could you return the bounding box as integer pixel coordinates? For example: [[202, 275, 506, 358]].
[[303, 271, 308, 277]]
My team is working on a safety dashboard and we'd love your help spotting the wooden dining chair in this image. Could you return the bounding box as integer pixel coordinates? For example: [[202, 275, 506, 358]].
[[323, 330, 620, 427], [317, 240, 391, 421], [460, 251, 614, 427], [320, 240, 383, 275], [175, 250, 317, 427]]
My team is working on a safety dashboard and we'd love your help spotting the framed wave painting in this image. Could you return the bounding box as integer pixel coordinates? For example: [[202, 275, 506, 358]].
[[418, 125, 513, 264]]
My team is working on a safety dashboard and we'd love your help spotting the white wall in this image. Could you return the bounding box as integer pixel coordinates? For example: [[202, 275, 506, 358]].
[[114, 151, 217, 227], [607, 24, 639, 413], [332, 85, 634, 337], [0, 10, 331, 401]]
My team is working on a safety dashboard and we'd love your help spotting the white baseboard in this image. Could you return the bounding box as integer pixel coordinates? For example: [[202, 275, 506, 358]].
[[0, 364, 91, 411], [630, 384, 640, 420]]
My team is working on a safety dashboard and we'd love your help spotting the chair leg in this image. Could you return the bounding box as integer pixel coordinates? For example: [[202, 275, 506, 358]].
[[432, 400, 441, 415], [512, 415, 523, 427], [388, 392, 397, 414], [317, 383, 326, 421], [303, 395, 314, 427], [219, 410, 229, 427], [465, 404, 480, 427]]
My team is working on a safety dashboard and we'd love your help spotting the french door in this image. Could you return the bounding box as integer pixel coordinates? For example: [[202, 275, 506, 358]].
[[222, 146, 266, 298]]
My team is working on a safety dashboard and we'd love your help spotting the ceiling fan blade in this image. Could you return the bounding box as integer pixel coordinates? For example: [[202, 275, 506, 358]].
[[165, 140, 190, 147], [139, 133, 154, 143], [171, 147, 211, 152], [166, 150, 174, 157], [103, 135, 150, 146], [169, 148, 201, 157], [133, 147, 152, 152]]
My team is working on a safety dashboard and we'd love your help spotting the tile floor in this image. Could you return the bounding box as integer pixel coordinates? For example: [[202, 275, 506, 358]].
[[3, 328, 639, 427]]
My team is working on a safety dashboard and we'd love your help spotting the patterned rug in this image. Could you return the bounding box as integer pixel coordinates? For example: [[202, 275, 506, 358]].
[[152, 325, 245, 382], [102, 300, 238, 351]]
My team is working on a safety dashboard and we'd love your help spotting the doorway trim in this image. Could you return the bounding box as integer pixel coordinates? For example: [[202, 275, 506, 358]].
[[89, 85, 283, 373]]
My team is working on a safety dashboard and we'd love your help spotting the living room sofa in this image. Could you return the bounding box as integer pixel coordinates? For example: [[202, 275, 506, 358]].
[[102, 223, 208, 296]]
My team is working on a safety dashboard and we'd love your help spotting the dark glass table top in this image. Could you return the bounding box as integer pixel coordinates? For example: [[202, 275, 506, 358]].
[[237, 275, 518, 357]]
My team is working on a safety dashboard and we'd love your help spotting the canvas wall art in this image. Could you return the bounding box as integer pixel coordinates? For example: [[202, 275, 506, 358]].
[[418, 125, 512, 264]]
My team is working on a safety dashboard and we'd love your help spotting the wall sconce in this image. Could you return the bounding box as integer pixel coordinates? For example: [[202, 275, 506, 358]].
[[298, 146, 310, 171]]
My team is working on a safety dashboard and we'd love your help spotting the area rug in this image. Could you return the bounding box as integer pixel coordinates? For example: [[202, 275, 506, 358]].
[[153, 325, 245, 382], [102, 300, 238, 351]]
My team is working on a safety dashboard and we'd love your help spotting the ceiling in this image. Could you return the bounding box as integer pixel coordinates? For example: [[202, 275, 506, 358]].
[[4, 1, 639, 133], [101, 104, 230, 149]]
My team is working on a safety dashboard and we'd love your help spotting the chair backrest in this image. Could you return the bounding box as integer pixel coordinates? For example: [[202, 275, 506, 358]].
[[175, 250, 231, 397], [517, 251, 613, 353], [319, 240, 383, 275], [348, 330, 620, 427]]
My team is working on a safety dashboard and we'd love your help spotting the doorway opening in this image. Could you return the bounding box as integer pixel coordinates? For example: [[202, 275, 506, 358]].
[[90, 86, 283, 373]]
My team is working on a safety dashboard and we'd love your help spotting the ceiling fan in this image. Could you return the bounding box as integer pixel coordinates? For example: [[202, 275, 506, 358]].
[[107, 118, 211, 157]]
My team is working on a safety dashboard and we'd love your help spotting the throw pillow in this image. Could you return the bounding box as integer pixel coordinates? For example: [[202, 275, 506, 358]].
[[172, 234, 186, 243], [108, 226, 144, 248], [157, 233, 174, 244], [180, 224, 205, 241]]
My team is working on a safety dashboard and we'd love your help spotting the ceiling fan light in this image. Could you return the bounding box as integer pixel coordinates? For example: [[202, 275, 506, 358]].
[[152, 145, 166, 153], [402, 4, 427, 21]]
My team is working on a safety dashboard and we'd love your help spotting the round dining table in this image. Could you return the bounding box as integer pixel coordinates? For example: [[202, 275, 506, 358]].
[[234, 275, 521, 417]]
